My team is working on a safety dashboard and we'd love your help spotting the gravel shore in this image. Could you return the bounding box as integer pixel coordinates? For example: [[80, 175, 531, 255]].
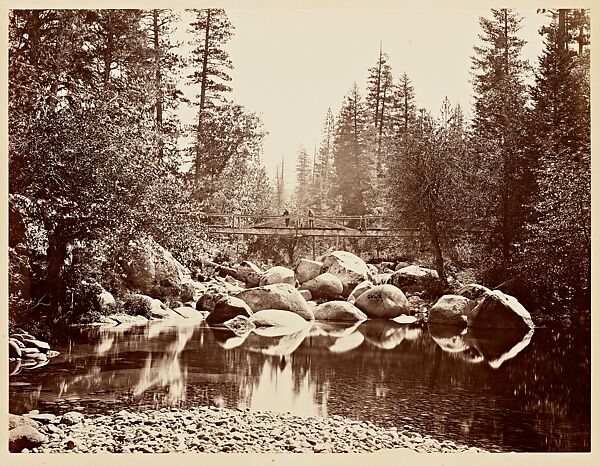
[[18, 406, 487, 453]]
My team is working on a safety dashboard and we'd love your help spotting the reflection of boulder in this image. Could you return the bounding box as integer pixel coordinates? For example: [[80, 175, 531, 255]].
[[314, 321, 362, 338], [328, 331, 365, 353], [244, 325, 310, 356], [250, 309, 309, 331], [210, 327, 251, 350], [428, 323, 469, 353], [358, 320, 406, 350], [224, 315, 256, 336], [355, 284, 409, 318], [464, 327, 534, 369], [468, 290, 534, 330]]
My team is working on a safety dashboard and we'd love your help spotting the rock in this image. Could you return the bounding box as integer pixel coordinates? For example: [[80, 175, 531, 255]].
[[60, 411, 85, 425], [236, 261, 263, 287], [299, 289, 312, 301], [9, 339, 22, 358], [358, 320, 406, 350], [123, 293, 175, 319], [390, 265, 442, 296], [378, 261, 395, 272], [295, 259, 323, 284], [235, 283, 314, 320], [25, 413, 56, 424], [372, 273, 392, 285], [172, 306, 203, 320], [206, 296, 253, 326], [21, 338, 50, 353], [428, 295, 475, 326], [223, 315, 256, 336], [104, 313, 148, 325], [355, 284, 409, 318], [196, 289, 227, 314], [300, 273, 344, 300], [9, 413, 39, 430], [367, 264, 379, 276], [320, 251, 371, 297], [347, 280, 374, 303], [494, 276, 536, 310], [9, 425, 46, 452], [467, 290, 534, 330], [314, 301, 367, 322], [249, 309, 309, 330], [456, 284, 491, 301], [259, 266, 296, 286], [98, 289, 116, 312], [119, 237, 194, 302], [394, 261, 411, 271]]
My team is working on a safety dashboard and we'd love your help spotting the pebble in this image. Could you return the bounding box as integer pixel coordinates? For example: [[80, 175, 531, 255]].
[[16, 406, 490, 453]]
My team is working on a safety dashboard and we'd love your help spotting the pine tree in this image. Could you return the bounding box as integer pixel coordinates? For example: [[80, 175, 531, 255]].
[[470, 8, 531, 279], [391, 72, 416, 136], [294, 146, 311, 212], [188, 8, 234, 184], [524, 9, 590, 303], [315, 108, 335, 213], [366, 44, 394, 154]]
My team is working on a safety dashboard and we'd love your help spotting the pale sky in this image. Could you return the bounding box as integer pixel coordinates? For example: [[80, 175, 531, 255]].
[[178, 8, 551, 184]]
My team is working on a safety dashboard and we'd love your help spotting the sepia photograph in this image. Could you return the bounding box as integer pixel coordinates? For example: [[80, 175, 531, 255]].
[[5, 0, 593, 458]]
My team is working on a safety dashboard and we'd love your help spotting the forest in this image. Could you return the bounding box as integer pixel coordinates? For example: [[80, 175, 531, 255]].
[[8, 8, 591, 334]]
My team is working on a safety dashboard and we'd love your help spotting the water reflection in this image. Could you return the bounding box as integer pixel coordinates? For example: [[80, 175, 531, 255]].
[[9, 317, 590, 452]]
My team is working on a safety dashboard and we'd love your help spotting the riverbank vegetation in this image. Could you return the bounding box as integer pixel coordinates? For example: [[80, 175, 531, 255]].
[[8, 8, 590, 335]]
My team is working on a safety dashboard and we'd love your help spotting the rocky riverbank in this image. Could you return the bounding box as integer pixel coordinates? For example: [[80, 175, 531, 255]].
[[10, 406, 488, 453]]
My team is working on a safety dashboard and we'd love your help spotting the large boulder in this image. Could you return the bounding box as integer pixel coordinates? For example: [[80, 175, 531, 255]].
[[428, 295, 475, 326], [123, 293, 180, 319], [355, 284, 409, 318], [119, 237, 193, 301], [196, 289, 227, 314], [320, 251, 372, 297], [249, 309, 309, 330], [172, 306, 203, 320], [300, 272, 344, 300], [259, 266, 296, 287], [235, 283, 314, 320], [456, 284, 491, 301], [467, 290, 534, 330], [390, 265, 442, 295], [313, 301, 367, 322], [236, 261, 263, 287], [372, 273, 392, 285], [9, 425, 46, 452], [295, 259, 323, 284], [494, 276, 536, 311], [9, 413, 39, 430], [206, 296, 253, 326], [347, 280, 374, 303]]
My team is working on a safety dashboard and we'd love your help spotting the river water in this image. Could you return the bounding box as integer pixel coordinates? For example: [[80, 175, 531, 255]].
[[9, 319, 590, 452]]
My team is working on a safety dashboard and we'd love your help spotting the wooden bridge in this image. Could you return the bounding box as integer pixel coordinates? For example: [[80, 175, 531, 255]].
[[202, 213, 490, 238]]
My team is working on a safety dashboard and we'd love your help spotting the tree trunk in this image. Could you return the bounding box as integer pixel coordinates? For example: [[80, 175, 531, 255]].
[[195, 9, 212, 184], [46, 231, 69, 317]]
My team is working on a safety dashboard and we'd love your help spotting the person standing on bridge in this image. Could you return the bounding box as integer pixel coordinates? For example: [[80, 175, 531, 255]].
[[283, 208, 290, 227], [308, 208, 314, 228]]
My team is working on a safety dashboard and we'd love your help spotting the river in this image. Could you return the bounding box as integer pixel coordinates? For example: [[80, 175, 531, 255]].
[[9, 318, 590, 452]]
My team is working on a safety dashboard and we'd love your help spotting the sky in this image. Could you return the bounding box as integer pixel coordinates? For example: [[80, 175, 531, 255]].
[[178, 8, 551, 185]]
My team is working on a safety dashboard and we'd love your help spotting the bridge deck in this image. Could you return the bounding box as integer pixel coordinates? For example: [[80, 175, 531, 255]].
[[208, 226, 421, 237]]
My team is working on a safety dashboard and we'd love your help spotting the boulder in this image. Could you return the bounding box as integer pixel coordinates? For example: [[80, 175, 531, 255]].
[[299, 289, 312, 301], [9, 340, 22, 358], [300, 272, 344, 300], [394, 261, 411, 271], [378, 261, 395, 272], [235, 283, 314, 320], [223, 315, 256, 336], [236, 261, 263, 287], [320, 251, 371, 297], [391, 265, 442, 295], [104, 313, 148, 325], [367, 264, 379, 276], [494, 276, 536, 311], [172, 306, 203, 320], [21, 338, 50, 353], [456, 284, 491, 301], [196, 289, 227, 314], [9, 413, 38, 430], [347, 280, 374, 303], [295, 259, 323, 284], [355, 284, 409, 318], [428, 295, 475, 326], [249, 309, 309, 330], [372, 273, 392, 285], [206, 296, 253, 326], [314, 301, 367, 322], [467, 290, 534, 330], [8, 425, 46, 452], [119, 237, 193, 301], [60, 411, 85, 426], [259, 266, 296, 286]]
